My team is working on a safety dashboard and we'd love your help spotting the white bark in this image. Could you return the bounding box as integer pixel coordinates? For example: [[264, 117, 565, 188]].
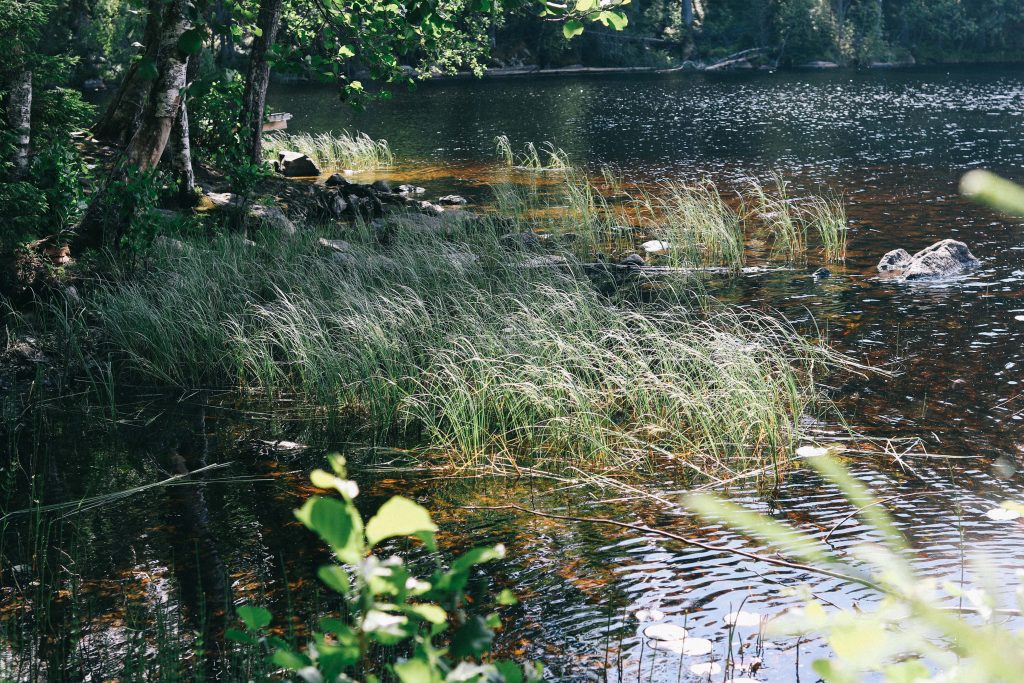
[[7, 69, 32, 178]]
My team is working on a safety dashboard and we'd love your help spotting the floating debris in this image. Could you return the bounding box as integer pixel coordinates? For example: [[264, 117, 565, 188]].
[[648, 636, 713, 656]]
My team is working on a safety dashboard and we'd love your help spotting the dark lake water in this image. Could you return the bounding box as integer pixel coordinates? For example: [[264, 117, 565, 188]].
[[5, 65, 1024, 681]]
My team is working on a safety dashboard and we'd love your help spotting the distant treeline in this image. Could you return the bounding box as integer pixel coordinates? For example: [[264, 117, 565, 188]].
[[492, 0, 1024, 68]]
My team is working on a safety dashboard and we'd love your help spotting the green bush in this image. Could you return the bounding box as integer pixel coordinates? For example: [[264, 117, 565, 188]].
[[228, 454, 540, 682]]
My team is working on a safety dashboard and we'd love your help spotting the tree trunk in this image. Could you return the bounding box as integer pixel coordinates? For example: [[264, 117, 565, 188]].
[[124, 0, 191, 171], [6, 69, 33, 179], [682, 0, 693, 28], [167, 97, 195, 203], [92, 0, 164, 145], [75, 0, 191, 250], [239, 0, 284, 165]]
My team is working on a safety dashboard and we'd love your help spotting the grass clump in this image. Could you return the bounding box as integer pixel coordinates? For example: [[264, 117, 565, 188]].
[[633, 180, 746, 271], [263, 131, 394, 171], [53, 213, 840, 476], [494, 135, 570, 172]]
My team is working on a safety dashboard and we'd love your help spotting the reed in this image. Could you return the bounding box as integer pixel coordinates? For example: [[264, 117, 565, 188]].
[[263, 131, 394, 171], [747, 172, 806, 262], [494, 135, 570, 172], [633, 180, 746, 271], [47, 213, 842, 475], [803, 190, 849, 262]]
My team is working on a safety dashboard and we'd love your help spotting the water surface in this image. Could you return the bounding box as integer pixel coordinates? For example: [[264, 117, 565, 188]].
[[6, 65, 1024, 681]]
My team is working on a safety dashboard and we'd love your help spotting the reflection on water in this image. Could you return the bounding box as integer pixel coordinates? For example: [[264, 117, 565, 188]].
[[6, 65, 1024, 680]]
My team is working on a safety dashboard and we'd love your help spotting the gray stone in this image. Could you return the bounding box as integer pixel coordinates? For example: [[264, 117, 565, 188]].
[[812, 267, 831, 280], [877, 248, 912, 273], [438, 194, 469, 206], [621, 253, 646, 267], [397, 184, 426, 195], [277, 151, 321, 177], [325, 173, 351, 188], [371, 180, 393, 193], [877, 239, 980, 281]]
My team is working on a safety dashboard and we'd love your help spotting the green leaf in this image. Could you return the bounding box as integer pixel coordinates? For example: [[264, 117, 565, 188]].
[[562, 19, 584, 40], [225, 628, 257, 645], [295, 496, 365, 564], [574, 0, 594, 11], [497, 588, 519, 606], [450, 614, 494, 658], [270, 648, 310, 671], [317, 564, 350, 594], [392, 657, 435, 683], [177, 27, 205, 54], [405, 603, 447, 624], [494, 661, 524, 683], [961, 170, 1024, 217], [603, 10, 628, 30], [365, 496, 437, 548], [236, 605, 272, 630]]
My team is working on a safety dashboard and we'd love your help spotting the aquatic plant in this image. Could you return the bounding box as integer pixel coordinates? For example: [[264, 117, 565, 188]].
[[48, 211, 842, 475], [262, 131, 394, 171], [493, 135, 570, 172], [803, 191, 849, 263], [633, 180, 746, 271], [687, 454, 1024, 683], [747, 172, 807, 262], [228, 454, 536, 681]]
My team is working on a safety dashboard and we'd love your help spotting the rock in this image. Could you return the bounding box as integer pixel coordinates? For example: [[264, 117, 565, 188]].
[[418, 201, 445, 216], [277, 151, 321, 177], [371, 180, 393, 193], [327, 192, 349, 218], [248, 203, 297, 235], [812, 266, 831, 280], [800, 60, 840, 69], [438, 194, 469, 206], [877, 239, 980, 281], [325, 173, 352, 188], [397, 184, 426, 195], [641, 239, 672, 256], [877, 248, 912, 273], [621, 253, 646, 267], [318, 238, 353, 253], [204, 192, 296, 234]]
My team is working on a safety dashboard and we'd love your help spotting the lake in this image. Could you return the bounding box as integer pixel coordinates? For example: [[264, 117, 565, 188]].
[[5, 64, 1024, 681]]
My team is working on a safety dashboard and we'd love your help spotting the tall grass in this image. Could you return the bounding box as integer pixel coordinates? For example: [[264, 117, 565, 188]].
[[263, 131, 394, 171], [747, 172, 806, 262], [804, 191, 849, 263], [494, 135, 570, 172], [52, 214, 842, 475], [633, 180, 746, 271]]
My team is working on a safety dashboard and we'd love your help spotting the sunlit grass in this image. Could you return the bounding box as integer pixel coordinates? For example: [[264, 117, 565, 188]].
[[803, 191, 848, 263], [494, 135, 570, 172], [53, 213, 844, 476], [263, 131, 394, 171], [747, 172, 806, 262]]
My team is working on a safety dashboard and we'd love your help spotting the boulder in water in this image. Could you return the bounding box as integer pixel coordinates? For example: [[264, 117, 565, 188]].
[[438, 194, 469, 206], [877, 239, 980, 281]]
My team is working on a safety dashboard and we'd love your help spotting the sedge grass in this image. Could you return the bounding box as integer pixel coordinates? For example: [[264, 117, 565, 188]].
[[803, 191, 849, 262], [45, 211, 847, 477], [263, 131, 394, 171]]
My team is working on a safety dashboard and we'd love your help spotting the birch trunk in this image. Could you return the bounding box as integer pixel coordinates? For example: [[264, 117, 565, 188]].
[[6, 69, 32, 178], [239, 0, 284, 165], [92, 0, 164, 145]]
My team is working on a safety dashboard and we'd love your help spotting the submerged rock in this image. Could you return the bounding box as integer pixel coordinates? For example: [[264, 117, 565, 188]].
[[811, 266, 831, 280], [277, 151, 321, 177], [877, 239, 980, 281], [371, 180, 392, 193], [397, 184, 426, 195], [438, 194, 469, 206]]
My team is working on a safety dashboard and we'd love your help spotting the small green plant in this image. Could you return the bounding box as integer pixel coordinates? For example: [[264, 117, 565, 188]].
[[688, 454, 1024, 682], [228, 454, 540, 682], [803, 191, 848, 263], [747, 172, 807, 262]]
